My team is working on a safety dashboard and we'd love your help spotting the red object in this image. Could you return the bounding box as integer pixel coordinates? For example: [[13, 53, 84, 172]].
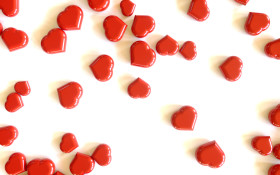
[[70, 153, 95, 175], [57, 82, 83, 109], [92, 144, 112, 166], [269, 164, 280, 175], [90, 55, 114, 82], [5, 93, 24, 112], [265, 39, 280, 60], [273, 144, 280, 160], [27, 159, 55, 175], [120, 0, 135, 16], [131, 15, 155, 38], [60, 133, 79, 153], [171, 106, 197, 130], [245, 12, 270, 36], [188, 0, 210, 22], [269, 105, 280, 127], [5, 152, 26, 175], [130, 41, 156, 68], [235, 0, 249, 5], [0, 22, 3, 34], [88, 0, 109, 12], [0, 126, 18, 146], [128, 78, 151, 99], [103, 15, 127, 42], [14, 81, 31, 96], [251, 136, 272, 156], [54, 172, 64, 175], [41, 28, 67, 54], [156, 35, 179, 56], [179, 41, 197, 60], [0, 0, 19, 17], [1, 28, 28, 51], [195, 141, 225, 168], [219, 56, 243, 82], [57, 5, 83, 30]]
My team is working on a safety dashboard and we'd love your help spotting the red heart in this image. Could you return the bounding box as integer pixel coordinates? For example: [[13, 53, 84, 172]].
[[60, 133, 79, 153], [0, 126, 18, 146], [131, 15, 155, 38], [219, 56, 243, 82], [5, 92, 24, 112], [14, 81, 31, 96], [156, 35, 179, 56], [195, 141, 225, 168], [1, 28, 28, 52], [269, 105, 280, 127], [57, 82, 83, 109], [0, 0, 19, 17], [57, 5, 83, 30], [5, 152, 26, 175], [54, 171, 64, 175], [0, 22, 3, 34], [130, 41, 156, 68], [245, 12, 270, 36], [269, 164, 280, 175], [41, 28, 67, 54], [70, 152, 95, 175], [127, 78, 151, 99], [171, 106, 197, 130], [188, 0, 210, 22], [251, 136, 272, 156], [120, 0, 136, 17], [273, 144, 280, 160], [27, 159, 55, 175], [235, 0, 249, 5], [179, 41, 197, 60], [90, 55, 114, 82], [92, 144, 112, 166], [88, 0, 110, 12], [103, 15, 127, 42], [265, 39, 280, 60]]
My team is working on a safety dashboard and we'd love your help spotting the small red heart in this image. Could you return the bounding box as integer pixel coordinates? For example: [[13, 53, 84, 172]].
[[0, 0, 19, 17], [156, 35, 179, 56], [41, 28, 67, 54], [90, 55, 114, 82], [70, 152, 95, 175], [27, 159, 55, 175], [120, 0, 136, 17], [219, 56, 243, 82], [269, 164, 280, 175], [54, 171, 64, 175], [14, 81, 31, 96], [273, 144, 280, 160], [92, 144, 112, 166], [235, 0, 249, 5], [171, 106, 197, 131], [5, 92, 24, 112], [128, 78, 151, 99], [179, 41, 197, 60], [251, 136, 272, 156], [57, 5, 83, 30], [130, 41, 156, 68], [88, 0, 110, 12], [265, 39, 280, 60], [57, 82, 83, 109], [0, 22, 3, 34], [131, 15, 155, 38], [60, 133, 79, 153], [5, 152, 26, 175], [1, 28, 28, 52], [188, 0, 210, 22], [269, 104, 280, 127], [103, 15, 127, 42], [245, 12, 270, 36], [195, 140, 225, 168], [0, 126, 18, 146]]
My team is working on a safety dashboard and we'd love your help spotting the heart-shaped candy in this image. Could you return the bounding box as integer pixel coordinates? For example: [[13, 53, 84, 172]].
[[269, 105, 280, 127], [245, 12, 270, 36], [88, 0, 110, 12], [92, 144, 112, 166], [14, 81, 31, 96], [1, 28, 28, 52], [265, 39, 280, 60], [219, 56, 243, 82], [90, 55, 114, 82], [0, 22, 3, 34], [131, 15, 155, 38], [5, 92, 24, 112], [195, 140, 225, 168], [188, 0, 210, 21], [171, 106, 197, 130], [27, 159, 55, 175], [57, 82, 83, 109], [41, 28, 67, 54], [54, 171, 64, 175], [130, 41, 156, 68], [60, 133, 79, 153], [0, 126, 18, 146], [57, 5, 83, 30], [235, 0, 249, 5], [251, 136, 272, 156], [273, 144, 280, 160], [128, 78, 151, 99], [0, 0, 19, 17], [269, 164, 280, 175], [70, 152, 95, 175], [179, 41, 197, 60], [5, 152, 26, 175], [103, 15, 127, 42], [120, 0, 135, 17], [156, 35, 179, 56]]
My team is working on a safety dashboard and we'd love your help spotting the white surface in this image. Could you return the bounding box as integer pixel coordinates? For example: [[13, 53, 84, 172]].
[[0, 0, 280, 174]]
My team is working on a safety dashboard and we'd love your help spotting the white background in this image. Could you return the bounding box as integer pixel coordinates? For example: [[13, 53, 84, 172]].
[[0, 0, 280, 174]]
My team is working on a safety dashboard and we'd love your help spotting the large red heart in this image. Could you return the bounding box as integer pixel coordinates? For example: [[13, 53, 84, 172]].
[[131, 15, 155, 38], [0, 126, 18, 146], [60, 133, 79, 153], [0, 0, 19, 17], [57, 82, 83, 109], [103, 15, 127, 42], [128, 78, 151, 99], [1, 28, 29, 52], [120, 0, 136, 17], [171, 106, 197, 130], [269, 164, 280, 175], [219, 56, 243, 82], [265, 39, 280, 60], [245, 12, 270, 36], [27, 159, 55, 175], [92, 144, 112, 166], [235, 0, 249, 5], [188, 0, 210, 22], [251, 136, 272, 156], [70, 152, 95, 175], [179, 41, 197, 60], [41, 28, 67, 54], [130, 41, 156, 68], [5, 92, 24, 112], [14, 81, 31, 96], [269, 104, 280, 127], [156, 35, 179, 56], [5, 152, 26, 175], [57, 5, 83, 30], [88, 0, 110, 12], [90, 55, 114, 82]]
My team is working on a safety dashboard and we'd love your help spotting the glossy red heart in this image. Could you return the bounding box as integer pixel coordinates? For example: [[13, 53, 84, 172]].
[[130, 41, 156, 68], [128, 78, 151, 99], [195, 140, 225, 168], [219, 56, 243, 82], [269, 104, 280, 127], [251, 136, 272, 156], [179, 41, 197, 60], [88, 0, 110, 12], [245, 12, 270, 36], [269, 164, 280, 175], [0, 0, 19, 17], [273, 144, 280, 160], [0, 22, 3, 34], [5, 152, 26, 175], [5, 92, 24, 112], [14, 81, 31, 96], [0, 126, 18, 146], [41, 28, 67, 54], [92, 144, 112, 166], [27, 159, 55, 175], [70, 152, 95, 175], [103, 15, 127, 42], [1, 28, 28, 52], [188, 0, 210, 21], [131, 15, 155, 38], [90, 55, 114, 82], [235, 0, 249, 5], [57, 5, 83, 30], [60, 133, 79, 153], [54, 171, 64, 175], [156, 35, 179, 56], [265, 39, 280, 60], [120, 0, 135, 17], [57, 82, 83, 109], [171, 106, 197, 130]]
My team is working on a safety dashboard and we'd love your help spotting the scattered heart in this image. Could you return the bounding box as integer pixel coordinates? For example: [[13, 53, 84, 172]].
[[5, 92, 24, 112], [70, 152, 95, 175], [179, 41, 197, 60], [14, 81, 31, 96], [120, 0, 136, 17], [27, 159, 55, 175], [127, 78, 151, 99], [5, 152, 26, 175], [188, 0, 210, 21], [41, 28, 67, 54], [269, 104, 280, 127], [0, 0, 19, 17], [130, 41, 156, 68], [60, 133, 79, 153], [0, 126, 18, 146], [92, 144, 112, 166], [131, 15, 155, 38], [219, 56, 243, 82], [90, 55, 114, 82], [251, 136, 272, 156], [269, 164, 280, 175], [171, 106, 197, 131], [57, 82, 83, 109], [156, 35, 179, 56], [103, 15, 127, 42], [265, 39, 280, 60], [57, 5, 83, 30], [88, 0, 110, 12], [245, 12, 270, 36], [235, 0, 249, 5], [1, 28, 28, 51]]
